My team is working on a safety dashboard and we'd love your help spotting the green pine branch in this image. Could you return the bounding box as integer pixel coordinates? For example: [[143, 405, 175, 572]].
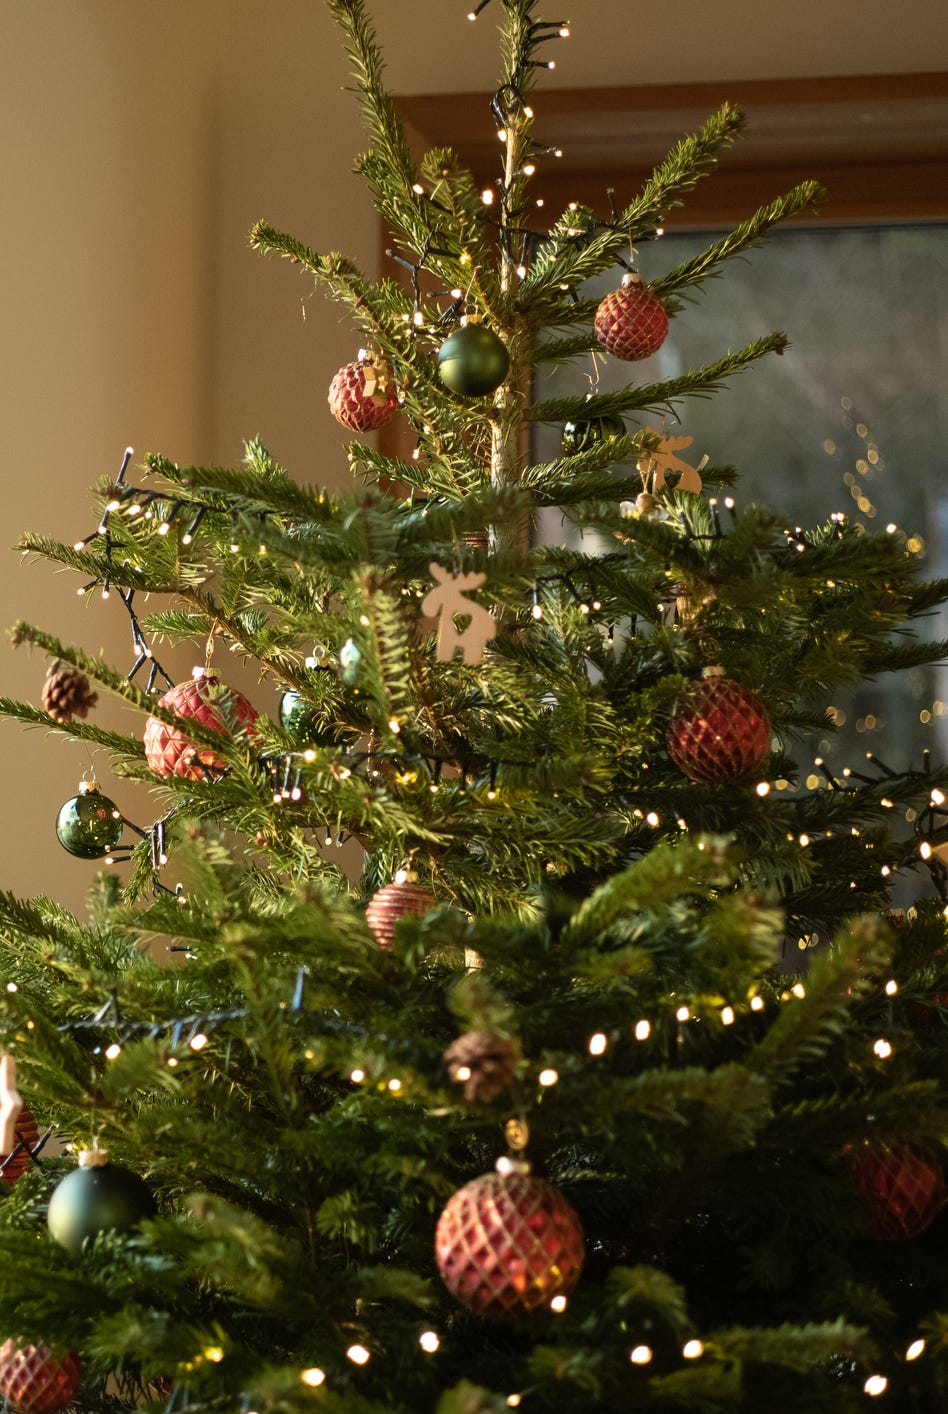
[[324, 0, 416, 188], [529, 333, 790, 425]]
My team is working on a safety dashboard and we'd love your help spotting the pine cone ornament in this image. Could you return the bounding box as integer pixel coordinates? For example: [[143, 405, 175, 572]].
[[435, 1161, 585, 1320], [444, 1032, 517, 1102], [0, 1105, 39, 1186], [328, 353, 397, 432], [0, 1342, 81, 1414], [40, 661, 97, 724], [845, 1141, 946, 1240], [594, 273, 669, 362], [365, 876, 436, 949], [143, 670, 258, 781], [666, 667, 771, 784]]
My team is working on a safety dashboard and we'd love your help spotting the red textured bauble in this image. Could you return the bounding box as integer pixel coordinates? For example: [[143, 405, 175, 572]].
[[328, 355, 397, 432], [846, 1141, 946, 1240], [0, 1342, 81, 1414], [594, 274, 669, 361], [142, 671, 258, 781], [365, 877, 436, 949], [435, 1166, 585, 1320], [1, 1106, 40, 1186], [667, 668, 771, 784]]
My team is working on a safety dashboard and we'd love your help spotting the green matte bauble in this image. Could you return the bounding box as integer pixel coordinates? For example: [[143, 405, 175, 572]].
[[47, 1154, 156, 1253], [437, 324, 510, 398], [55, 789, 124, 860], [279, 690, 333, 747], [561, 414, 626, 456]]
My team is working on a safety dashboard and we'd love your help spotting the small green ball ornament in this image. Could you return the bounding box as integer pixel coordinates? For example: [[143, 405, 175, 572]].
[[437, 323, 509, 398], [55, 784, 124, 860], [279, 690, 333, 748], [561, 414, 626, 456], [47, 1149, 156, 1254]]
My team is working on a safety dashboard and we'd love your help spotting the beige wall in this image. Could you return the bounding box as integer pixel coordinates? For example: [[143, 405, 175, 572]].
[[1, 0, 945, 912]]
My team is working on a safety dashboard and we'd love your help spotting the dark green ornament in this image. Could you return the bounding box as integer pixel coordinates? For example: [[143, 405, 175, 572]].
[[561, 414, 626, 456], [279, 690, 333, 748], [437, 323, 509, 398], [47, 1152, 156, 1253], [55, 787, 124, 859]]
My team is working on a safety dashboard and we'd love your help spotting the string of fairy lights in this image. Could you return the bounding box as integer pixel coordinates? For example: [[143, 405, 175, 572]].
[[40, 1, 948, 933], [0, 952, 928, 1406], [61, 437, 948, 912], [5, 5, 942, 1409]]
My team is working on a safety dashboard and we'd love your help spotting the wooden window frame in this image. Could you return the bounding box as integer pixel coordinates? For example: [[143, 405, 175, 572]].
[[395, 72, 948, 226]]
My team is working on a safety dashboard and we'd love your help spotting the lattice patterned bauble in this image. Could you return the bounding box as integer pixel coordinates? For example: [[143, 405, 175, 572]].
[[328, 354, 397, 432], [0, 1342, 81, 1414], [365, 876, 436, 949], [666, 667, 771, 784], [41, 661, 98, 724], [845, 1141, 946, 1240], [0, 1105, 39, 1186], [444, 1032, 517, 1103], [143, 670, 258, 781], [594, 274, 669, 362], [435, 1161, 585, 1320]]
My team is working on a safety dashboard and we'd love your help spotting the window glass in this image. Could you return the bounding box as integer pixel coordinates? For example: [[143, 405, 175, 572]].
[[534, 225, 948, 775]]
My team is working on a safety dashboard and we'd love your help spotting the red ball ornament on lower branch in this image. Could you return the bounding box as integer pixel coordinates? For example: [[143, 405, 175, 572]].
[[365, 875, 436, 950], [594, 273, 669, 362], [1, 1106, 39, 1186], [0, 1343, 81, 1414], [143, 670, 258, 781], [328, 353, 397, 432], [435, 1159, 585, 1320], [845, 1140, 946, 1240], [666, 666, 771, 784]]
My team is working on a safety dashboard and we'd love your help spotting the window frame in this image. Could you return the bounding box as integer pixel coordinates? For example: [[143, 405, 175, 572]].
[[394, 72, 948, 227]]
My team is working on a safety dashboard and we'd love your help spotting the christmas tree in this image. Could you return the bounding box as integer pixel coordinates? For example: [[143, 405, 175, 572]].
[[1, 2, 947, 1411]]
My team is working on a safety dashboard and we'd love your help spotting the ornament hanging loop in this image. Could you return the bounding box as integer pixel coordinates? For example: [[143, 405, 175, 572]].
[[204, 623, 221, 674]]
